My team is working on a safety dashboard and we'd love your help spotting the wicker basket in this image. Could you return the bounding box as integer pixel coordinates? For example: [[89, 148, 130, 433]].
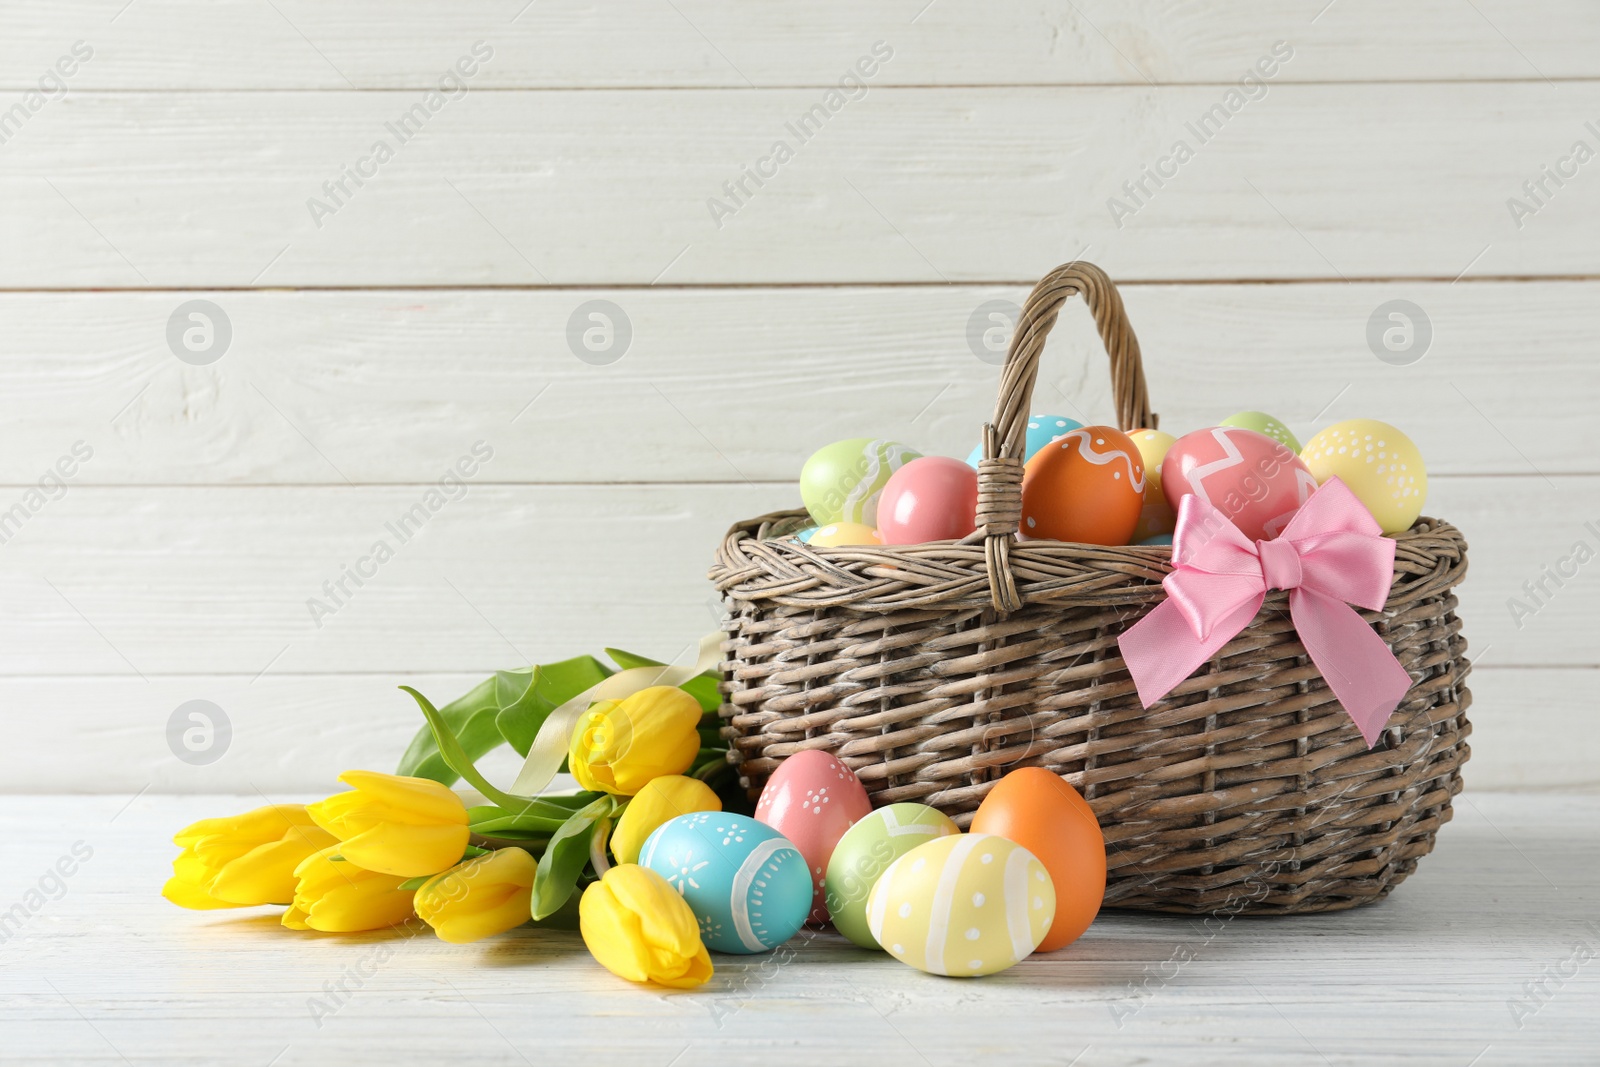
[[709, 261, 1471, 915]]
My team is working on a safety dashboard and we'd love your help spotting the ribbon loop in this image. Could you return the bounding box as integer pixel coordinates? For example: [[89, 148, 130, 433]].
[[1118, 478, 1412, 748]]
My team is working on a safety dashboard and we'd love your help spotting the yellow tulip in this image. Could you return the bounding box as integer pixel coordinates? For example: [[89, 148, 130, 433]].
[[569, 686, 703, 796], [579, 864, 712, 989], [416, 848, 537, 944], [306, 770, 470, 878], [281, 846, 416, 933], [611, 775, 721, 865], [163, 804, 337, 910]]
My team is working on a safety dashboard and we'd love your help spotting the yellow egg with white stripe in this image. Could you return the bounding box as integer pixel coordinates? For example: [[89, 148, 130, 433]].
[[865, 833, 1054, 977]]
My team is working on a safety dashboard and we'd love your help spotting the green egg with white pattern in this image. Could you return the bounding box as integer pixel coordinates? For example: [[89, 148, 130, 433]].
[[800, 438, 922, 527], [1220, 411, 1301, 453], [823, 802, 959, 948]]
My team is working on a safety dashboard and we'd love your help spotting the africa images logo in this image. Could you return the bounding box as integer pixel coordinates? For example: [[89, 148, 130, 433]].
[[705, 41, 894, 229], [305, 41, 495, 229], [1105, 41, 1295, 229]]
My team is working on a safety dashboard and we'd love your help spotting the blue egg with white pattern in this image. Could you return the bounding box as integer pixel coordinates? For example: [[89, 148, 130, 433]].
[[640, 812, 811, 954], [965, 414, 1084, 467], [794, 525, 819, 543]]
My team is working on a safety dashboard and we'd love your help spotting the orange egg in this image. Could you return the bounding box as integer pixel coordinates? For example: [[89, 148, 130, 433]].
[[970, 768, 1105, 952], [1020, 425, 1144, 545]]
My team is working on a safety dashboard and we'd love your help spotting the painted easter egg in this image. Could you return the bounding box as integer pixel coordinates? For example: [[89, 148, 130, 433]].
[[640, 812, 811, 954], [965, 414, 1084, 468], [1221, 411, 1302, 453], [801, 439, 922, 527], [970, 769, 1105, 953], [1137, 533, 1173, 546], [1161, 427, 1318, 542], [1299, 419, 1428, 534], [877, 457, 979, 545], [807, 522, 884, 547], [824, 803, 960, 949], [1019, 426, 1145, 545], [794, 526, 819, 543], [866, 833, 1055, 977], [755, 751, 873, 924], [1128, 428, 1177, 542]]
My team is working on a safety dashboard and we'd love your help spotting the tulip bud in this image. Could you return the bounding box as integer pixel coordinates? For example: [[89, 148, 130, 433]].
[[416, 848, 537, 944], [306, 770, 470, 878], [281, 847, 416, 933], [579, 864, 712, 988], [568, 686, 703, 796], [163, 804, 337, 910], [611, 775, 721, 865]]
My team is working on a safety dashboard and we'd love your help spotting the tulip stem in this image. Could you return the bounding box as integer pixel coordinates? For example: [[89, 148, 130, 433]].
[[589, 817, 613, 877]]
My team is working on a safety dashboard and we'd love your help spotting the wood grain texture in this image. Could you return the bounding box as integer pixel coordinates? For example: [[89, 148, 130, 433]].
[[0, 478, 1580, 675], [0, 281, 1593, 485], [1, 1, 1595, 90], [0, 0, 1592, 794], [2, 83, 1599, 287], [0, 793, 1593, 1065]]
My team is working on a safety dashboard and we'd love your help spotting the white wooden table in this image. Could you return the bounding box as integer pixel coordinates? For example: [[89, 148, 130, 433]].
[[2, 792, 1594, 1066]]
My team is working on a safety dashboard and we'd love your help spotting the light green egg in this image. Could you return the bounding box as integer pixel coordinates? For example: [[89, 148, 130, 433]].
[[1221, 411, 1301, 453], [800, 438, 921, 527], [823, 802, 959, 949]]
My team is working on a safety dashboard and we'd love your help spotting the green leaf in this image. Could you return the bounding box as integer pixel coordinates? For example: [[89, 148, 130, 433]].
[[470, 811, 566, 835], [468, 792, 605, 834], [605, 647, 722, 713], [396, 656, 611, 783], [396, 675, 504, 785], [399, 685, 550, 813], [530, 886, 586, 931], [470, 830, 553, 853], [495, 655, 613, 757], [530, 793, 616, 921]]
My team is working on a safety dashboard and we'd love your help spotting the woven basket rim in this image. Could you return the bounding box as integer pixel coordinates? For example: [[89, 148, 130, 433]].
[[711, 508, 1468, 615]]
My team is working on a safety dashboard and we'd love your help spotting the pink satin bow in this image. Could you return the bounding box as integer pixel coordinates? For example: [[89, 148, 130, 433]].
[[1117, 477, 1413, 747]]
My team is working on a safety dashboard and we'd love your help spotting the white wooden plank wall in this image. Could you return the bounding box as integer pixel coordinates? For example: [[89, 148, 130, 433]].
[[1, 1, 1595, 793]]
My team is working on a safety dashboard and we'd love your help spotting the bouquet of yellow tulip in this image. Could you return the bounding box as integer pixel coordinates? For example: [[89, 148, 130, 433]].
[[163, 644, 736, 989]]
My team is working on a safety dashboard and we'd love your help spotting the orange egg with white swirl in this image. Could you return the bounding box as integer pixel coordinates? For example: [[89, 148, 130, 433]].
[[1020, 426, 1145, 545], [1017, 422, 1145, 543]]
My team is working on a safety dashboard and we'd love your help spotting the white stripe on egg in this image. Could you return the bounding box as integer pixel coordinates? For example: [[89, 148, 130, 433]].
[[731, 837, 790, 952], [1003, 844, 1034, 964], [925, 834, 981, 976]]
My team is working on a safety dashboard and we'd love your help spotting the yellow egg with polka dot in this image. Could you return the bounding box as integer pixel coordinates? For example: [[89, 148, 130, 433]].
[[1299, 419, 1428, 534], [865, 833, 1054, 977], [1128, 428, 1177, 542], [807, 522, 884, 547]]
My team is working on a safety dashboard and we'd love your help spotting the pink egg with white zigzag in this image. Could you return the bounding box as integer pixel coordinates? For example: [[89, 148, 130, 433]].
[[1161, 426, 1318, 542], [754, 750, 872, 926]]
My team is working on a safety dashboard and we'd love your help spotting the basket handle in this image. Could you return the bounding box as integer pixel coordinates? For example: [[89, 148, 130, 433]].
[[973, 261, 1156, 614]]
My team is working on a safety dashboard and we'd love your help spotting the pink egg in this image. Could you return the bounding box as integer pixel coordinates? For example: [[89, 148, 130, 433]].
[[876, 456, 979, 545], [754, 750, 873, 925], [1161, 426, 1319, 541]]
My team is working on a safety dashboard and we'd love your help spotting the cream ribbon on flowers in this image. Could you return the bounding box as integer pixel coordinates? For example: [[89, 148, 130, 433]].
[[509, 632, 725, 797]]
